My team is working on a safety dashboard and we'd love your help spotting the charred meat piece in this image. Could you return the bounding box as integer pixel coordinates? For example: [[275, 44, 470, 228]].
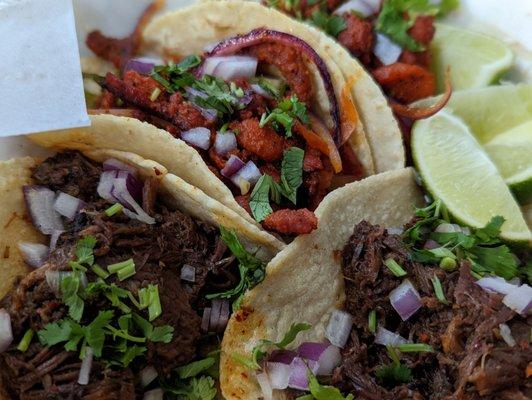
[[337, 13, 375, 66], [263, 208, 318, 235]]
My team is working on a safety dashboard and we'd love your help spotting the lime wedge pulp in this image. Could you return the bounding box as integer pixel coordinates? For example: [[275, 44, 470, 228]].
[[412, 111, 531, 243], [484, 120, 532, 203], [431, 23, 514, 92]]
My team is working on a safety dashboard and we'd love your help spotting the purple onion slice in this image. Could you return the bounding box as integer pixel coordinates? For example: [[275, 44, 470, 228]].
[[389, 279, 422, 321], [23, 186, 64, 235]]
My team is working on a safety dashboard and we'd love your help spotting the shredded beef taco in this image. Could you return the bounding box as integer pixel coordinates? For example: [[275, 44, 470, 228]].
[[220, 168, 532, 399], [0, 140, 280, 398], [32, 0, 405, 239]]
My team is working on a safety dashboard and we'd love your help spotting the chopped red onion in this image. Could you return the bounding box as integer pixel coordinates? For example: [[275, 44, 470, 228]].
[[256, 372, 273, 400], [214, 131, 237, 155], [78, 347, 93, 385], [268, 349, 297, 364], [23, 186, 64, 235], [112, 174, 155, 225], [180, 264, 196, 283], [288, 357, 319, 390], [508, 277, 521, 286], [221, 155, 245, 178], [423, 239, 440, 250], [0, 309, 13, 353], [18, 242, 49, 269], [185, 87, 208, 100], [374, 33, 402, 65], [498, 323, 516, 347], [502, 284, 532, 315], [325, 310, 353, 348], [97, 170, 119, 203], [389, 279, 422, 321], [333, 0, 375, 17], [53, 192, 84, 220], [103, 158, 138, 175], [122, 57, 162, 75], [476, 276, 517, 295], [202, 56, 258, 80], [190, 102, 218, 122], [230, 161, 261, 194], [209, 299, 231, 332], [181, 127, 211, 150], [140, 365, 159, 388], [201, 307, 211, 332], [374, 326, 409, 346], [265, 362, 291, 390], [143, 388, 163, 400], [298, 342, 341, 376], [250, 84, 273, 99]]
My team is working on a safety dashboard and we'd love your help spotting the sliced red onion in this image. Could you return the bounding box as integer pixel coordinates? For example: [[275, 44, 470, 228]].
[[476, 276, 518, 295], [49, 229, 63, 251], [208, 29, 341, 145], [18, 242, 49, 269], [374, 33, 402, 66], [502, 284, 532, 316], [23, 186, 64, 235], [143, 388, 163, 400], [333, 0, 375, 17], [185, 87, 208, 100], [221, 155, 245, 178], [0, 309, 13, 353], [180, 264, 196, 283], [250, 84, 273, 99], [265, 362, 291, 390], [230, 161, 261, 188], [181, 127, 211, 150], [103, 158, 138, 175], [298, 342, 341, 376], [201, 307, 211, 332], [112, 171, 143, 204], [374, 326, 409, 346], [209, 299, 230, 332], [325, 310, 353, 348], [140, 365, 159, 388], [203, 40, 221, 53], [202, 56, 258, 80], [78, 346, 93, 385], [214, 131, 237, 155], [288, 357, 319, 390], [423, 239, 440, 250], [389, 279, 422, 321], [122, 57, 162, 75], [97, 170, 119, 203], [498, 323, 516, 347], [268, 349, 297, 364], [256, 371, 273, 400], [53, 192, 85, 220]]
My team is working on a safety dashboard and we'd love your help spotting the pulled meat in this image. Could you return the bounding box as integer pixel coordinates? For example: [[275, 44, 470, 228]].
[[337, 13, 374, 65], [334, 221, 532, 400], [263, 208, 318, 235]]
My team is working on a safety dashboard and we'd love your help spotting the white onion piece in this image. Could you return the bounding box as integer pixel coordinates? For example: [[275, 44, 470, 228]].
[[190, 102, 218, 122], [78, 347, 93, 385], [250, 84, 273, 99], [476, 276, 518, 295], [201, 307, 211, 332], [214, 131, 237, 155], [140, 365, 159, 388], [18, 242, 49, 269], [374, 326, 409, 346], [97, 170, 119, 203], [23, 186, 64, 234], [333, 0, 374, 17], [181, 127, 211, 150], [203, 56, 258, 80], [288, 357, 319, 390], [508, 277, 521, 286], [256, 372, 273, 400], [143, 388, 164, 400], [231, 161, 261, 194], [180, 264, 196, 283], [325, 310, 353, 348], [363, 0, 382, 10], [265, 362, 291, 389], [49, 229, 63, 251], [389, 279, 422, 321], [221, 155, 245, 178], [103, 158, 138, 175], [502, 284, 532, 315], [0, 309, 13, 353], [374, 33, 402, 66], [53, 192, 84, 220], [209, 299, 230, 332], [387, 227, 403, 235], [498, 323, 516, 347]]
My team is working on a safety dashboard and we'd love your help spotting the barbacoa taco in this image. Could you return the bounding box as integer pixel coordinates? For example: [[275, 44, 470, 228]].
[[0, 138, 280, 398], [220, 168, 532, 399], [31, 0, 405, 239]]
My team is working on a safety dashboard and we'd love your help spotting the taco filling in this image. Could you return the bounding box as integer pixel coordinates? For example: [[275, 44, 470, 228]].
[[240, 202, 531, 399], [0, 151, 266, 399], [84, 8, 366, 237]]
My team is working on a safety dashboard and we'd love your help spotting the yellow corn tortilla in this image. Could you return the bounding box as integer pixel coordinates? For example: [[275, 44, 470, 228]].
[[220, 167, 424, 399]]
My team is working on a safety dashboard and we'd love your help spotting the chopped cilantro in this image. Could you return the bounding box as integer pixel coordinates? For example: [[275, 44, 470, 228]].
[[310, 10, 347, 37], [165, 376, 217, 400], [171, 55, 202, 74], [384, 258, 407, 277], [306, 371, 355, 400], [91, 264, 109, 279], [249, 174, 274, 222], [76, 236, 97, 266], [17, 329, 34, 352], [260, 95, 308, 137], [60, 272, 85, 322], [396, 343, 434, 353], [368, 310, 377, 334], [177, 357, 216, 379], [105, 203, 123, 217], [119, 345, 146, 367], [375, 344, 412, 384], [431, 274, 449, 305], [280, 147, 304, 204]]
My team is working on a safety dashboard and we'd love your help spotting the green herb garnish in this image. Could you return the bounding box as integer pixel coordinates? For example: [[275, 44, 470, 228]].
[[396, 343, 434, 353], [249, 175, 274, 222], [375, 344, 413, 384], [384, 258, 408, 277], [105, 203, 124, 217], [368, 310, 377, 334], [310, 10, 347, 38], [260, 95, 308, 137], [431, 274, 449, 305], [17, 329, 34, 352]]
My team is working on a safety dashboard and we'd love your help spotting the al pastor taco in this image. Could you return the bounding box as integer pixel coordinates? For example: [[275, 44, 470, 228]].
[[0, 139, 280, 398], [32, 0, 405, 239]]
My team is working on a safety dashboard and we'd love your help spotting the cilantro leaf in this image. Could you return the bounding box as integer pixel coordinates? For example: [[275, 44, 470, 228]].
[[60, 273, 85, 322], [151, 325, 174, 343], [375, 362, 413, 383], [165, 376, 217, 400], [38, 320, 73, 346], [310, 10, 347, 37], [219, 227, 262, 270], [466, 245, 518, 280], [260, 95, 308, 137], [280, 147, 304, 204], [171, 55, 202, 74], [474, 215, 504, 243], [119, 345, 147, 367], [75, 236, 97, 266], [177, 357, 216, 379], [249, 174, 274, 222], [86, 310, 114, 357], [307, 371, 354, 400]]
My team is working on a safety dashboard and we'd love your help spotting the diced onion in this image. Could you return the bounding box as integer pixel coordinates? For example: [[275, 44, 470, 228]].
[[374, 326, 409, 346], [209, 299, 231, 332], [498, 323, 516, 347], [387, 227, 403, 235], [298, 342, 341, 376], [250, 84, 273, 99], [214, 131, 237, 155], [103, 158, 138, 175], [265, 362, 291, 390], [23, 186, 64, 235], [50, 229, 63, 251], [325, 310, 353, 348], [0, 309, 13, 353], [268, 349, 297, 364], [333, 0, 375, 17], [256, 372, 273, 400], [202, 56, 258, 80], [181, 127, 211, 150], [18, 242, 49, 269], [143, 388, 163, 400], [78, 347, 93, 385], [502, 284, 532, 316], [122, 57, 162, 75], [140, 365, 159, 388], [476, 276, 517, 295], [201, 307, 211, 332], [180, 265, 196, 283], [288, 357, 319, 390], [374, 33, 402, 65], [53, 192, 84, 220], [389, 279, 422, 321], [221, 155, 245, 178], [230, 161, 261, 194]]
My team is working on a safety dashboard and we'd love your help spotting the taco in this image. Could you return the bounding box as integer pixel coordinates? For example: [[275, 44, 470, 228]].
[[0, 138, 280, 398], [219, 168, 532, 399], [32, 0, 405, 238]]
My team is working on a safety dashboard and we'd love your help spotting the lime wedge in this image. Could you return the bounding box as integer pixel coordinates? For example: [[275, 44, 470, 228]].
[[412, 111, 531, 243], [415, 84, 532, 143], [484, 120, 532, 203], [431, 23, 514, 92]]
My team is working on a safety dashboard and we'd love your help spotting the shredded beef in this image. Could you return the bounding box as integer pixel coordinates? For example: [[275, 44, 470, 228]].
[[335, 221, 532, 400]]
